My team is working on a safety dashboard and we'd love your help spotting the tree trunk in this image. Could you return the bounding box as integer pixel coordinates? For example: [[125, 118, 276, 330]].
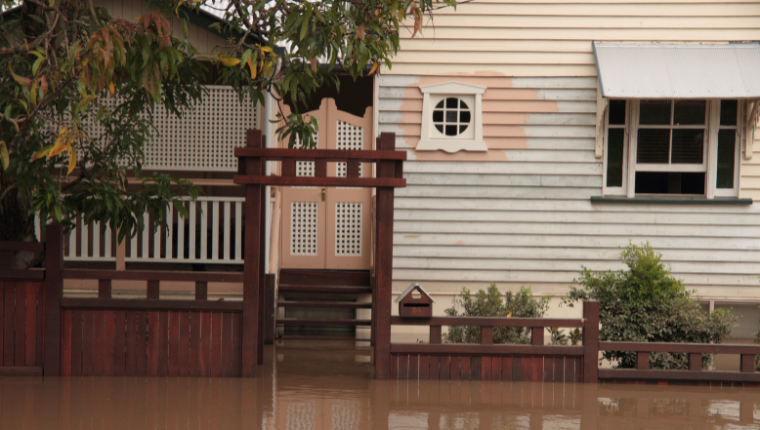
[[0, 190, 44, 270]]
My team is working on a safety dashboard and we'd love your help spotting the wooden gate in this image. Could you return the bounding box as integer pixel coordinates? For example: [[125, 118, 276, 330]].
[[279, 99, 373, 270]]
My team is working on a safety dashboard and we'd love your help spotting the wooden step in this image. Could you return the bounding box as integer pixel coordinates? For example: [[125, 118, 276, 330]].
[[279, 269, 371, 287], [278, 301, 372, 309], [277, 318, 372, 326], [278, 284, 372, 294]]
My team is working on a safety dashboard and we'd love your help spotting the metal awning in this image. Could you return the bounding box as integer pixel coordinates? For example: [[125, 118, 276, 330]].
[[593, 42, 760, 99]]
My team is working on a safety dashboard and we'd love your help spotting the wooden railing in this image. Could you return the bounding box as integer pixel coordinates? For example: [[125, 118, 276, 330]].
[[598, 341, 760, 383], [58, 269, 245, 377], [389, 302, 600, 381]]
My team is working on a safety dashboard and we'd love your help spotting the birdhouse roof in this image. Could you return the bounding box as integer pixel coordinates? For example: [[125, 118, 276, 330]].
[[394, 283, 436, 303]]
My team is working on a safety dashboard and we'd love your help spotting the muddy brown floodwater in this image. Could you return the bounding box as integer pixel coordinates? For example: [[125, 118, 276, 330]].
[[0, 340, 759, 429]]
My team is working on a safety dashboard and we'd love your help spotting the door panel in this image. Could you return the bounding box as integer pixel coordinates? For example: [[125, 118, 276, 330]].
[[279, 99, 373, 270]]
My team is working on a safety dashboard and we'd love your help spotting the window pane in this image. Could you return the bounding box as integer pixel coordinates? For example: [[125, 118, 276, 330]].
[[459, 125, 469, 133], [671, 129, 704, 164], [717, 129, 736, 188], [459, 100, 469, 109], [609, 100, 626, 125], [445, 125, 457, 136], [606, 129, 625, 187], [435, 124, 443, 133], [435, 100, 444, 109], [459, 111, 471, 123], [720, 100, 738, 126], [445, 111, 457, 123], [673, 100, 706, 125], [446, 98, 458, 108], [433, 110, 443, 123], [639, 100, 671, 125], [637, 129, 670, 163], [635, 172, 704, 195]]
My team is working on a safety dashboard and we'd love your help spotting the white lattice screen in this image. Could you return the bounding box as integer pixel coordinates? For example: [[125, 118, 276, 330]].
[[290, 202, 319, 256], [336, 120, 364, 177], [334, 203, 362, 256], [43, 86, 258, 172]]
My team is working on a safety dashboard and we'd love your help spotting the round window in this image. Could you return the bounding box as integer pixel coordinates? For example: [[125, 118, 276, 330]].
[[433, 97, 471, 136]]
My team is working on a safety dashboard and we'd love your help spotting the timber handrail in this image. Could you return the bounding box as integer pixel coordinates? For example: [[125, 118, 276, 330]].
[[234, 148, 406, 161], [600, 341, 760, 355], [391, 316, 584, 328], [62, 269, 243, 283]]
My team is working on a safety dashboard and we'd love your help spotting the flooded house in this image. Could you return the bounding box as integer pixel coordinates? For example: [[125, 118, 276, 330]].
[[54, 1, 760, 344]]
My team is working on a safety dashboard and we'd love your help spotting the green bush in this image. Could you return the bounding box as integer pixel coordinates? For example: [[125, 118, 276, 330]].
[[444, 284, 549, 344], [563, 243, 736, 369]]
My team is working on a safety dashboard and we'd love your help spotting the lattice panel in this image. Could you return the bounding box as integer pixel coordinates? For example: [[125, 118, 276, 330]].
[[290, 202, 319, 256], [336, 120, 364, 177], [334, 203, 362, 256], [293, 123, 319, 177], [42, 86, 258, 172]]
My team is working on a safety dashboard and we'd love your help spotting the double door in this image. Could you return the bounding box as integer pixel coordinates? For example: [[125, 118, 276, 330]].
[[280, 99, 373, 270]]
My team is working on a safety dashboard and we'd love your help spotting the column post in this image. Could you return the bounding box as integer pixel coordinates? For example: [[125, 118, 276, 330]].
[[582, 301, 600, 383], [43, 223, 63, 376]]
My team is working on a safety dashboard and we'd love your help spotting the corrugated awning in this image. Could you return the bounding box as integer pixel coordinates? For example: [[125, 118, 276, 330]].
[[593, 42, 760, 99]]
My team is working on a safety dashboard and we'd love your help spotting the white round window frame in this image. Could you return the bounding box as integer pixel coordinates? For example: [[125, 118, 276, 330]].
[[417, 82, 487, 153]]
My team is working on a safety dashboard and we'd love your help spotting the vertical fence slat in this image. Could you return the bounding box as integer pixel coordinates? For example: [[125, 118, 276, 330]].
[[60, 310, 72, 376], [81, 220, 89, 258], [235, 202, 242, 261], [4, 282, 15, 365], [113, 310, 126, 377], [212, 201, 220, 261], [223, 201, 231, 261], [71, 310, 83, 376], [177, 203, 185, 261], [153, 213, 161, 260], [14, 282, 26, 366], [104, 223, 112, 259], [189, 201, 197, 260], [130, 223, 138, 259], [68, 227, 76, 258], [158, 311, 169, 377], [25, 281, 37, 366], [200, 201, 208, 260], [34, 213, 41, 242], [210, 312, 222, 377], [104, 311, 115, 376]]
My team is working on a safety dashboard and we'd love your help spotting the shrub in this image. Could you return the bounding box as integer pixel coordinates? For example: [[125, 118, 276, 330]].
[[564, 243, 736, 369], [444, 284, 549, 344]]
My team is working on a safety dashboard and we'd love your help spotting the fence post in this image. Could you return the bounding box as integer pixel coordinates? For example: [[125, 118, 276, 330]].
[[374, 132, 396, 379], [241, 129, 263, 377], [43, 223, 63, 376], [258, 137, 267, 365], [582, 301, 600, 383]]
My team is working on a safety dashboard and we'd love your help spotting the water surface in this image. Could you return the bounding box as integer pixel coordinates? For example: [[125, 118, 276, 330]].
[[0, 340, 758, 429]]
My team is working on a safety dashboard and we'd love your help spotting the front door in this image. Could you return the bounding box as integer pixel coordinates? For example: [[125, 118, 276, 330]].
[[280, 99, 373, 270]]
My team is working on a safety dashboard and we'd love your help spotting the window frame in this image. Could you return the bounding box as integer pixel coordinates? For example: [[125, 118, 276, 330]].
[[602, 98, 742, 199], [417, 82, 487, 153]]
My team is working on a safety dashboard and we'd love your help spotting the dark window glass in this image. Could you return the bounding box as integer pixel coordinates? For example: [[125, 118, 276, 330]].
[[606, 129, 625, 187], [609, 100, 626, 125], [635, 172, 705, 195], [639, 101, 671, 125], [673, 100, 706, 125], [717, 129, 736, 188], [433, 110, 443, 122], [435, 124, 443, 133], [460, 111, 471, 123], [671, 129, 704, 164], [445, 111, 457, 122], [435, 100, 444, 109], [460, 100, 468, 109], [445, 125, 457, 136], [720, 100, 738, 126], [459, 125, 468, 133], [637, 129, 670, 163], [446, 98, 458, 108]]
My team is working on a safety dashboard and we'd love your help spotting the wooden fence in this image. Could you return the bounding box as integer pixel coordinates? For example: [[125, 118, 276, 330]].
[[389, 302, 598, 382]]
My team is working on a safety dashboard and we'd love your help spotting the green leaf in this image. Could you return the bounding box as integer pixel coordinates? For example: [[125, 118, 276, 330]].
[[181, 19, 189, 39], [300, 6, 312, 41], [28, 14, 44, 24], [0, 141, 9, 170]]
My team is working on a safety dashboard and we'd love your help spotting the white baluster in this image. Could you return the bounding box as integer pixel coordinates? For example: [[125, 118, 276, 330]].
[[212, 201, 219, 261], [130, 225, 138, 259], [81, 219, 89, 258], [154, 213, 161, 260], [234, 202, 242, 261], [68, 223, 76, 258], [200, 200, 208, 261], [189, 201, 196, 261], [223, 201, 231, 262], [34, 212, 41, 242], [177, 202, 185, 261]]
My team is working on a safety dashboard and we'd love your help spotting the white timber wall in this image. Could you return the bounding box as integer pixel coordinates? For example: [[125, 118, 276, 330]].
[[381, 1, 760, 315], [380, 74, 760, 315]]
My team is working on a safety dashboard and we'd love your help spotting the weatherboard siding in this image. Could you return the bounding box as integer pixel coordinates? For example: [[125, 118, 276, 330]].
[[386, 1, 760, 77], [380, 75, 760, 301]]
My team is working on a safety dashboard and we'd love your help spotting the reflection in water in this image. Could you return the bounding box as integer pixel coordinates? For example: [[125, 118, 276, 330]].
[[0, 341, 758, 429]]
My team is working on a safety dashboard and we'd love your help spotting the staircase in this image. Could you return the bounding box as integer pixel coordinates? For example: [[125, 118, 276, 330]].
[[276, 269, 372, 341]]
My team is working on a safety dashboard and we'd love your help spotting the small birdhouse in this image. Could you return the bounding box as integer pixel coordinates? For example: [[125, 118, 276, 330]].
[[395, 283, 435, 318]]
